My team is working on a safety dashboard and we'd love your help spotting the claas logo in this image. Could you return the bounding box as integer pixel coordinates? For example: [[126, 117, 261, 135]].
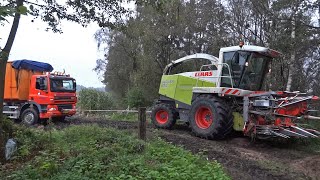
[[194, 71, 213, 77]]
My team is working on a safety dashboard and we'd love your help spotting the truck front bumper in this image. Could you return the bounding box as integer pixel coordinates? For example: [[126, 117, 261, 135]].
[[40, 107, 77, 119]]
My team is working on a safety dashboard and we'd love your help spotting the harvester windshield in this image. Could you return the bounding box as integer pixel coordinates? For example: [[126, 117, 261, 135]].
[[221, 51, 271, 91]]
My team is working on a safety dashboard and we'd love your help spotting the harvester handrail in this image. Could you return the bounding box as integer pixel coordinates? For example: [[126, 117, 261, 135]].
[[196, 63, 234, 88]]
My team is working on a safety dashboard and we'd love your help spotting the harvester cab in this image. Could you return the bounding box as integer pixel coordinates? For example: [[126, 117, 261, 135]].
[[151, 44, 320, 140]]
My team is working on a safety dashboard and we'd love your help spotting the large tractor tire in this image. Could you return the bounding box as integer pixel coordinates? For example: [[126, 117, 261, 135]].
[[20, 108, 39, 126], [151, 103, 177, 129], [189, 95, 233, 139]]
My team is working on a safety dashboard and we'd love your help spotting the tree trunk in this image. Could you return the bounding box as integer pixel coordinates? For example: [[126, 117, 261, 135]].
[[0, 60, 6, 119], [286, 11, 296, 92], [0, 0, 23, 164], [0, 0, 23, 119], [286, 59, 294, 92]]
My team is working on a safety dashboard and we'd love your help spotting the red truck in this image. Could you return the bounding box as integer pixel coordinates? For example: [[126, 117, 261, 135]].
[[3, 60, 77, 125]]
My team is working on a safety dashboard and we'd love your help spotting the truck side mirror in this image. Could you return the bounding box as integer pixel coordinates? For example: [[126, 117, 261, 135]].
[[73, 80, 77, 91]]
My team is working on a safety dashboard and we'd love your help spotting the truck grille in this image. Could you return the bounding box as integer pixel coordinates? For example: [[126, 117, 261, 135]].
[[57, 104, 73, 110], [54, 96, 72, 100]]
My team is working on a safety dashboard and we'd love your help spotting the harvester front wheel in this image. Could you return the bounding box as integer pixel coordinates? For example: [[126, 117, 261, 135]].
[[189, 95, 233, 139], [151, 103, 177, 129]]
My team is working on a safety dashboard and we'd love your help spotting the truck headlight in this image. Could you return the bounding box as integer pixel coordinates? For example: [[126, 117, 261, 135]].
[[48, 108, 57, 111]]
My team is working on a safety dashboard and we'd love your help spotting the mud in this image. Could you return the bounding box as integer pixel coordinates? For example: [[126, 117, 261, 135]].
[[50, 116, 320, 180]]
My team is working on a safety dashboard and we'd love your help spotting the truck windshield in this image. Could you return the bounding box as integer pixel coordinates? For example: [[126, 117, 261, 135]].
[[50, 78, 76, 92]]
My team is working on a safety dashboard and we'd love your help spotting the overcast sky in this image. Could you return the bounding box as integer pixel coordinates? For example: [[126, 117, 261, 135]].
[[0, 15, 104, 88]]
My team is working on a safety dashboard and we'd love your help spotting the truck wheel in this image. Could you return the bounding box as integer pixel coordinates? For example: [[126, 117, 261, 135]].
[[189, 95, 233, 139], [151, 103, 177, 129], [20, 108, 39, 126]]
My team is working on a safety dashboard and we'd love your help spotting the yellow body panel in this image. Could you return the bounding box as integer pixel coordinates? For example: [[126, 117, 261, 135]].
[[233, 112, 244, 131]]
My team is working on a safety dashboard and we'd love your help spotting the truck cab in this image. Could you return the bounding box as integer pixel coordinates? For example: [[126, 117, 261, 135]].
[[29, 73, 77, 120]]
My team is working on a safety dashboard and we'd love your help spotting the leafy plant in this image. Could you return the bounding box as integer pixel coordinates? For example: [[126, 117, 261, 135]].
[[2, 125, 230, 180], [78, 88, 114, 110], [109, 112, 137, 122], [126, 87, 146, 108]]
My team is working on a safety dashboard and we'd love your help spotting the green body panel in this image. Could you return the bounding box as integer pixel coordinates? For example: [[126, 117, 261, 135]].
[[233, 112, 244, 131], [159, 75, 216, 105]]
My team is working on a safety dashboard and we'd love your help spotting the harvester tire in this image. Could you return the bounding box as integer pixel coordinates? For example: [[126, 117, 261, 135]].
[[189, 95, 233, 139], [151, 103, 177, 129], [20, 108, 39, 126]]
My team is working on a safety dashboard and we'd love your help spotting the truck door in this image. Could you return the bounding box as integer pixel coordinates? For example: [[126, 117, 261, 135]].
[[29, 77, 49, 104]]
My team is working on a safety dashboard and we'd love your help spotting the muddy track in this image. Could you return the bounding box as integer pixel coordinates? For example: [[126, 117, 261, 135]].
[[54, 116, 320, 180], [158, 125, 320, 180]]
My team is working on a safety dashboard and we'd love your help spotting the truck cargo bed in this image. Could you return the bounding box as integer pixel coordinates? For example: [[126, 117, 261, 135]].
[[4, 62, 42, 101]]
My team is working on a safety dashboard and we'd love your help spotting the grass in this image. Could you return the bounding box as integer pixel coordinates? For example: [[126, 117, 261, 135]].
[[108, 112, 138, 122], [294, 120, 320, 153], [82, 111, 152, 122], [1, 125, 229, 180]]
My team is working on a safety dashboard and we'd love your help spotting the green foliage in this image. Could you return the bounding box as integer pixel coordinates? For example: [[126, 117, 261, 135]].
[[0, 116, 14, 138], [2, 125, 229, 179], [126, 87, 146, 108], [78, 88, 114, 110], [17, 5, 27, 15], [0, 6, 15, 24]]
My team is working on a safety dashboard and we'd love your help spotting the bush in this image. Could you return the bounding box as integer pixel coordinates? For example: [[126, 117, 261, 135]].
[[78, 88, 114, 110], [126, 87, 146, 108]]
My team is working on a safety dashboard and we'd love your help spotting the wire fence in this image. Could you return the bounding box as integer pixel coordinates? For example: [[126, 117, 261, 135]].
[[80, 108, 149, 141], [79, 109, 152, 114]]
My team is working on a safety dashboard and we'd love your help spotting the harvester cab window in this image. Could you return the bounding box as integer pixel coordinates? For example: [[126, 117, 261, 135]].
[[222, 51, 250, 87], [239, 53, 269, 90], [169, 59, 212, 75]]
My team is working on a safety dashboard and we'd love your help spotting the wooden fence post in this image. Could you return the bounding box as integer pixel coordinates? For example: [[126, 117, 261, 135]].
[[138, 107, 146, 141]]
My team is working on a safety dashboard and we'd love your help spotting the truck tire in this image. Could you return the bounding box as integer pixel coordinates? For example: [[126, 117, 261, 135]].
[[151, 103, 177, 129], [189, 95, 233, 139], [20, 108, 39, 126]]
